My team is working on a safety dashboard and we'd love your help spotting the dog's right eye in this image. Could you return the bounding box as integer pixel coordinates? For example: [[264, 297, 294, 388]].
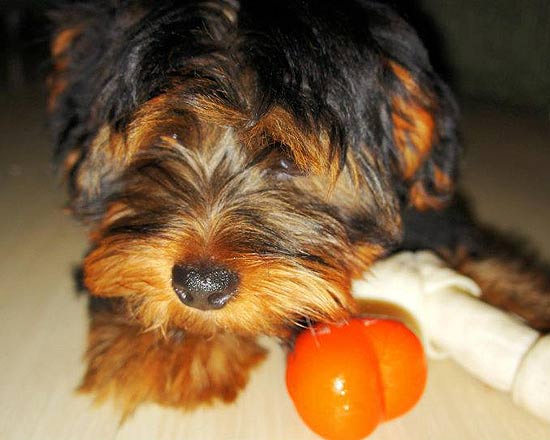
[[274, 156, 303, 178], [268, 146, 305, 180]]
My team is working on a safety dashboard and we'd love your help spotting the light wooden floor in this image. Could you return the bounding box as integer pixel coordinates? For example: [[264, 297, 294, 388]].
[[1, 87, 549, 440]]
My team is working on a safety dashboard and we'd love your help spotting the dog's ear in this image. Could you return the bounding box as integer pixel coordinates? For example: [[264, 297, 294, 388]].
[[367, 4, 461, 212], [383, 58, 460, 211], [48, 4, 145, 219], [384, 59, 460, 211]]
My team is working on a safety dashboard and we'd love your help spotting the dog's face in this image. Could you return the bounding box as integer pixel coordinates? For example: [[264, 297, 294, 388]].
[[49, 0, 458, 337]]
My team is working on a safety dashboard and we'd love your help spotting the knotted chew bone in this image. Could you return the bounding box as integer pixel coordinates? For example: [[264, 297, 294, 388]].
[[352, 251, 550, 423]]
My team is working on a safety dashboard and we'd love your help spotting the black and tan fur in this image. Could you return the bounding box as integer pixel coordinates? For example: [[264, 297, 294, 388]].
[[48, 0, 550, 417]]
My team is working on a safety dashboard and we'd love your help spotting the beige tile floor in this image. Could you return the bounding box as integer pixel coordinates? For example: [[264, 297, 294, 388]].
[[0, 87, 549, 440]]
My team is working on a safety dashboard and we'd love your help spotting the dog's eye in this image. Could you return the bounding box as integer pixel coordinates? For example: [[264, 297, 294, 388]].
[[276, 156, 303, 177], [268, 145, 305, 179]]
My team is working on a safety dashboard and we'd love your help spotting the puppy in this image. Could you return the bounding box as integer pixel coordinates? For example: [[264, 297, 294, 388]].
[[48, 0, 550, 416]]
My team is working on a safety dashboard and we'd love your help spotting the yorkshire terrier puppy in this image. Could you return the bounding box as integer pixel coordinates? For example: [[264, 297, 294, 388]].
[[48, 0, 550, 416]]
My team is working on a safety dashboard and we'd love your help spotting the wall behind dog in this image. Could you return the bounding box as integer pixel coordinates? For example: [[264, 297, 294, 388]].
[[408, 0, 550, 113]]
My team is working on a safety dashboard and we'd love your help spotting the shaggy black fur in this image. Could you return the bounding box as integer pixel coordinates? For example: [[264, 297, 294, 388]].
[[50, 0, 459, 216]]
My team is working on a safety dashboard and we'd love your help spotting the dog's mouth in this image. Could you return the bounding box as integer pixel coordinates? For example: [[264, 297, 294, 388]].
[[167, 257, 356, 336]]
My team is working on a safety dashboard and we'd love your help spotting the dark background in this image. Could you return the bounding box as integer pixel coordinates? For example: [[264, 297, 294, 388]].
[[1, 0, 549, 114], [401, 0, 550, 113]]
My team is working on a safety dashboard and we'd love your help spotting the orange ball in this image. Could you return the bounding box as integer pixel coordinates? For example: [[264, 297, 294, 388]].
[[286, 318, 427, 439], [286, 320, 384, 440]]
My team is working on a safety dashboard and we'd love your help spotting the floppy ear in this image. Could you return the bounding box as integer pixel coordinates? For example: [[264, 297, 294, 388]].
[[48, 4, 142, 219], [49, 8, 110, 217], [386, 60, 460, 211]]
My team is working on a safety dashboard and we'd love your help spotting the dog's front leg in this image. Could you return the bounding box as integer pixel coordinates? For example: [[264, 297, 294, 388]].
[[79, 303, 267, 418]]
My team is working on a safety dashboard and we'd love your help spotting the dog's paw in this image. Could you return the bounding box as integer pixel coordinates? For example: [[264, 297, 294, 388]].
[[79, 313, 267, 418]]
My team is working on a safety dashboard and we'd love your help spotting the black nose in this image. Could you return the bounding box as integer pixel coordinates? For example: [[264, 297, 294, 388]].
[[171, 263, 239, 310]]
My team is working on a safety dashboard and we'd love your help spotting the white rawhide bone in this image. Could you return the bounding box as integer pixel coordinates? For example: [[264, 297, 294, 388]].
[[352, 251, 550, 423]]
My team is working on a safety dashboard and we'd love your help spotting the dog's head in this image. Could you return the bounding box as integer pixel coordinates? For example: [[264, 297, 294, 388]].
[[49, 0, 459, 336]]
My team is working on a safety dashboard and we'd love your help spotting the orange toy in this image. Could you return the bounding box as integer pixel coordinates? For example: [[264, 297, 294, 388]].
[[286, 318, 427, 440]]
